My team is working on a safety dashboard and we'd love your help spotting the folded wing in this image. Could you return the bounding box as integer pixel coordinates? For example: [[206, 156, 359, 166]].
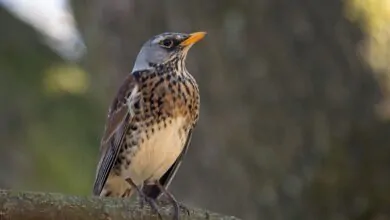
[[92, 74, 139, 196]]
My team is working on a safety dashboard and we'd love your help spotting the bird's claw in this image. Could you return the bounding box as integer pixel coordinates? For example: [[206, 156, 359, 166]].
[[171, 202, 190, 220], [138, 195, 145, 209], [167, 200, 191, 220], [178, 203, 190, 216], [139, 195, 162, 219]]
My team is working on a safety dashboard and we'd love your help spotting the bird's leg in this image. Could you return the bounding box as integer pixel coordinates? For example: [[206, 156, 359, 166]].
[[121, 188, 132, 198], [155, 181, 190, 220], [125, 178, 162, 219]]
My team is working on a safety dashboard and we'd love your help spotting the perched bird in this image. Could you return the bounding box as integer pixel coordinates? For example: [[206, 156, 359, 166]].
[[93, 31, 206, 219]]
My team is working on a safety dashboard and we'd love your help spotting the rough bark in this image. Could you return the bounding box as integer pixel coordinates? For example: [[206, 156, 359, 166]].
[[0, 189, 239, 220]]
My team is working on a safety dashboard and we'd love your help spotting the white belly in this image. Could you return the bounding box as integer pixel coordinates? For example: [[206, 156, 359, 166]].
[[125, 117, 186, 186]]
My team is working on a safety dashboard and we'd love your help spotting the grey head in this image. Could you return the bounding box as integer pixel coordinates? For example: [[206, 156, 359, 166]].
[[132, 32, 206, 72]]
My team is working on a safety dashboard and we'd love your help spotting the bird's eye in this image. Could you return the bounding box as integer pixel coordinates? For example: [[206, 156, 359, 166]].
[[160, 39, 174, 48]]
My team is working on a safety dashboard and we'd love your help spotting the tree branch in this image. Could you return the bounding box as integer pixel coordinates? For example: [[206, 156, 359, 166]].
[[0, 189, 240, 220]]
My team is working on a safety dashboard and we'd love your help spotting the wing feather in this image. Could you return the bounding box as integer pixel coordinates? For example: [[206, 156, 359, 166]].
[[92, 74, 139, 196]]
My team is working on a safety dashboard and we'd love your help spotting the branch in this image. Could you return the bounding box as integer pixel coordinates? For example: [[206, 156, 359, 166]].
[[0, 189, 240, 220]]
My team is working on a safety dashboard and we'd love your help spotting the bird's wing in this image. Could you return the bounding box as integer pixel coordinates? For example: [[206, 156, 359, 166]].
[[142, 129, 193, 199], [92, 74, 139, 196]]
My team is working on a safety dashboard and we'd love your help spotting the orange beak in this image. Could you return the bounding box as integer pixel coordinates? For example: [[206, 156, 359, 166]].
[[180, 32, 207, 47]]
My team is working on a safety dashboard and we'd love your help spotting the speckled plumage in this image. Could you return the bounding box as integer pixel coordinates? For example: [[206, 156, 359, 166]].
[[92, 32, 204, 205]]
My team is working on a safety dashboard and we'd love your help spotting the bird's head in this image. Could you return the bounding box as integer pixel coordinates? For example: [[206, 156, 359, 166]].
[[132, 32, 206, 72]]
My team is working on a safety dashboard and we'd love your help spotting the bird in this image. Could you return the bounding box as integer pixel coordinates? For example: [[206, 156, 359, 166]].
[[92, 31, 206, 219]]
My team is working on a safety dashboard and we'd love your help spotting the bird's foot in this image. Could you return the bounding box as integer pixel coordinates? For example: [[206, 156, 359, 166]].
[[138, 194, 145, 208], [121, 188, 132, 198], [168, 200, 192, 220], [125, 178, 162, 219], [154, 182, 189, 220], [178, 202, 190, 216], [140, 196, 162, 219]]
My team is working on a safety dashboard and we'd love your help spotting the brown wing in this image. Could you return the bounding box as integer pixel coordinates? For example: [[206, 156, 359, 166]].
[[142, 129, 193, 199], [92, 73, 139, 196]]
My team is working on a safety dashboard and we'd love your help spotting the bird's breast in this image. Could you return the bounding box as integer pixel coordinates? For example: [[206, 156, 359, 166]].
[[135, 72, 199, 122], [117, 72, 199, 185], [123, 116, 188, 185]]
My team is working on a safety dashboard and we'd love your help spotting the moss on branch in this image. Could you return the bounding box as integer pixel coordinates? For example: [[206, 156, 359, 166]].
[[0, 189, 240, 220]]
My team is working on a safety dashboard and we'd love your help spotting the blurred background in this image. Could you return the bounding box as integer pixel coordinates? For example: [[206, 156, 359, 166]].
[[1, 0, 390, 219]]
